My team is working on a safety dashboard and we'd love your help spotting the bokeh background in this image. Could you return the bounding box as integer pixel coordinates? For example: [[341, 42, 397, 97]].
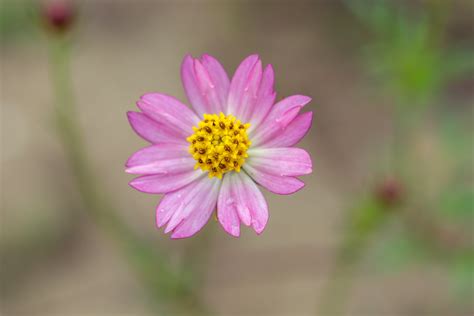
[[1, 0, 473, 315]]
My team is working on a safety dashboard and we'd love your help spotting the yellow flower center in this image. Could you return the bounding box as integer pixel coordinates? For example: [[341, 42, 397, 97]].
[[187, 113, 251, 179]]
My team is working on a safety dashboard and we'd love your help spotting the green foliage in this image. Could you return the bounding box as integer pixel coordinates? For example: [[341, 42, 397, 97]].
[[439, 186, 473, 221], [440, 112, 473, 166], [341, 197, 390, 263], [349, 197, 386, 236], [371, 225, 430, 272], [450, 252, 474, 301], [371, 221, 473, 302], [346, 0, 474, 107], [323, 1, 474, 313], [0, 0, 37, 44], [437, 112, 473, 224]]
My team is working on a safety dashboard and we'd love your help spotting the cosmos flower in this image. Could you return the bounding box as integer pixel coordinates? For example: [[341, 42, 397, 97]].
[[126, 54, 313, 239]]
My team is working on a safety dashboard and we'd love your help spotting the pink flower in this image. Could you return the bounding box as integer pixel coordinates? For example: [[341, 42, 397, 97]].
[[126, 54, 313, 239]]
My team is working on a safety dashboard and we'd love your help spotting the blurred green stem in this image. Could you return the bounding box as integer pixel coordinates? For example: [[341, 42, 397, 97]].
[[48, 34, 207, 315], [317, 103, 413, 315], [317, 103, 410, 315], [318, 199, 389, 315]]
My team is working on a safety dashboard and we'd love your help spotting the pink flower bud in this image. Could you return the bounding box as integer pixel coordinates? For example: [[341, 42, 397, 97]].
[[375, 177, 403, 207], [42, 0, 75, 33]]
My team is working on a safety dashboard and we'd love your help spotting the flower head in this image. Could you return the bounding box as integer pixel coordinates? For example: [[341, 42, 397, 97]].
[[187, 113, 251, 178], [126, 54, 313, 238]]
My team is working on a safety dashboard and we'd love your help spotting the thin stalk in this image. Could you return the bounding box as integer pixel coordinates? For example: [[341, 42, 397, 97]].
[[317, 199, 389, 316], [317, 95, 429, 315], [316, 103, 408, 315], [47, 34, 207, 315]]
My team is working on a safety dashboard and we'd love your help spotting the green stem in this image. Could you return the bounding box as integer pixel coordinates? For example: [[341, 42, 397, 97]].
[[318, 87, 430, 315], [48, 34, 207, 315], [317, 199, 389, 316], [317, 241, 362, 316]]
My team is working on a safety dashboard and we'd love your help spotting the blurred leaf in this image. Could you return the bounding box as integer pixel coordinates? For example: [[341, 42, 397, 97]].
[[345, 0, 399, 34], [0, 0, 37, 44], [438, 187, 474, 221], [440, 112, 473, 160], [371, 227, 429, 272], [346, 0, 474, 108], [436, 112, 473, 224], [365, 16, 442, 105], [349, 197, 386, 237], [341, 196, 391, 263]]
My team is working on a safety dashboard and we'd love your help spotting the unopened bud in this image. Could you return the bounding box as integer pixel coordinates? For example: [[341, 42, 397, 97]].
[[375, 177, 403, 207], [42, 0, 75, 33]]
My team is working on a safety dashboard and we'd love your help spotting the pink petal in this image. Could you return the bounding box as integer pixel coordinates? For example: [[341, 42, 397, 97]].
[[217, 172, 268, 237], [248, 64, 276, 132], [200, 54, 230, 110], [247, 147, 312, 177], [234, 60, 262, 122], [137, 93, 199, 138], [218, 204, 240, 236], [165, 177, 220, 239], [125, 144, 195, 175], [193, 60, 221, 114], [181, 54, 230, 117], [251, 95, 312, 147], [217, 174, 243, 237], [156, 177, 201, 228], [226, 54, 259, 115], [259, 112, 313, 148], [243, 163, 305, 195], [181, 56, 207, 116], [129, 170, 203, 194], [156, 176, 217, 229], [127, 112, 186, 145]]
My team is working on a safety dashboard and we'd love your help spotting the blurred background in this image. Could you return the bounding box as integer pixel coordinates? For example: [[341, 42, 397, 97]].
[[1, 0, 473, 315]]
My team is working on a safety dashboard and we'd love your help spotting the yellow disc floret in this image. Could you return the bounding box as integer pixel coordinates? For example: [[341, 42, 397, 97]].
[[187, 112, 251, 179]]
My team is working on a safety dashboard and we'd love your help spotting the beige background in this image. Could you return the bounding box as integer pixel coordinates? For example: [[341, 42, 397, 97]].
[[2, 1, 472, 315]]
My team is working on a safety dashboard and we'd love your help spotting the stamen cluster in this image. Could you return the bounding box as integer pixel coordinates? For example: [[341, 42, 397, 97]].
[[187, 113, 251, 178]]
